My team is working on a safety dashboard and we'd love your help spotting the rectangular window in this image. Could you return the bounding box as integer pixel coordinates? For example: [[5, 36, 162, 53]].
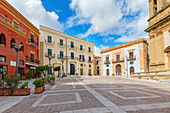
[[71, 52, 74, 59], [80, 45, 83, 50], [30, 53, 34, 62], [48, 49, 52, 56], [13, 21, 19, 30], [116, 55, 120, 61], [60, 39, 63, 46], [129, 52, 134, 59], [60, 51, 64, 58], [88, 47, 91, 52], [30, 34, 34, 43], [0, 56, 6, 62], [19, 60, 24, 66], [47, 36, 52, 43], [154, 0, 157, 14], [71, 41, 74, 48]]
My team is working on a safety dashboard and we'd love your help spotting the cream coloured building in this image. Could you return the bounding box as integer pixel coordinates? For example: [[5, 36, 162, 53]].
[[145, 0, 170, 72], [39, 25, 95, 76]]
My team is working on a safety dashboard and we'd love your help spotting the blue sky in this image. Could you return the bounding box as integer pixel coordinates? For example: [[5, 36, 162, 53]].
[[7, 0, 149, 56]]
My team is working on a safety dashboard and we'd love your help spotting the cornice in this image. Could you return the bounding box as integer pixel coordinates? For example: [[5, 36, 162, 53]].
[[39, 25, 95, 46]]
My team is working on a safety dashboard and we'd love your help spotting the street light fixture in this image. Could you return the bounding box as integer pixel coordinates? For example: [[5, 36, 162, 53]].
[[12, 43, 23, 77]]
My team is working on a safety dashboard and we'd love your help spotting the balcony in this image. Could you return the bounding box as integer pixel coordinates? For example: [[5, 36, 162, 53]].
[[45, 53, 55, 58], [28, 39, 38, 48], [0, 13, 26, 34], [79, 58, 85, 62], [57, 43, 66, 47], [127, 56, 136, 61], [68, 56, 78, 60], [57, 55, 66, 59], [88, 50, 93, 54], [45, 39, 55, 45], [112, 58, 124, 63], [88, 60, 93, 63], [68, 45, 78, 50], [26, 56, 40, 64], [104, 60, 111, 64], [79, 48, 85, 52]]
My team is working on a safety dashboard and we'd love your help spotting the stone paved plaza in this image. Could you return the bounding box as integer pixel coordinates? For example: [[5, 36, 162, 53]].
[[2, 76, 170, 113]]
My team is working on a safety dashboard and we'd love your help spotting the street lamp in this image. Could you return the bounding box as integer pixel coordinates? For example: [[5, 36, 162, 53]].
[[12, 43, 23, 77], [48, 56, 52, 75], [61, 59, 64, 77]]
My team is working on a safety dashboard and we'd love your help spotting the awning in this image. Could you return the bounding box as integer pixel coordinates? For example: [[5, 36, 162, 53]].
[[165, 46, 170, 53]]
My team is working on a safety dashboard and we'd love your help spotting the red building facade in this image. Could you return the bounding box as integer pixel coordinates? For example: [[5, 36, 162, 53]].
[[0, 0, 40, 79]]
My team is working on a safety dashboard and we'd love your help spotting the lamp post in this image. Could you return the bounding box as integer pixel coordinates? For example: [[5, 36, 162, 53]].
[[61, 59, 64, 77], [125, 55, 128, 78], [12, 43, 23, 77], [48, 56, 52, 75]]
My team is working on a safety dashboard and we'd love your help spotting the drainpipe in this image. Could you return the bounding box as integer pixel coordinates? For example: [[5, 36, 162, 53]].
[[66, 37, 68, 75]]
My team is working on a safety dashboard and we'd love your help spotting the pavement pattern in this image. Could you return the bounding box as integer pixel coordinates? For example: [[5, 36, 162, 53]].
[[2, 76, 170, 113]]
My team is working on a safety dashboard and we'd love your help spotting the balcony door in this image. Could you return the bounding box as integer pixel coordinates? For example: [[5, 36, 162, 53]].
[[106, 69, 109, 76]]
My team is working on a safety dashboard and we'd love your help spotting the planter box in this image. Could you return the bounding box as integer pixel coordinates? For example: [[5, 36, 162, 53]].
[[13, 88, 31, 96], [3, 89, 12, 96], [45, 81, 49, 84], [35, 87, 43, 94], [0, 89, 3, 95]]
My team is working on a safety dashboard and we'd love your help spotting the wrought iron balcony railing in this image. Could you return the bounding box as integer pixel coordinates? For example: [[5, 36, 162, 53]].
[[127, 56, 136, 61], [28, 39, 38, 47], [45, 53, 55, 58], [88, 60, 93, 63], [112, 58, 124, 63], [104, 60, 111, 64], [45, 39, 55, 44], [79, 58, 85, 62], [57, 43, 66, 47], [57, 55, 66, 59], [26, 56, 40, 64], [68, 45, 78, 50]]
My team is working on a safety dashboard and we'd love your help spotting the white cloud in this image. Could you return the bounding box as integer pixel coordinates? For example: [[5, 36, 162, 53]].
[[6, 0, 64, 31], [94, 45, 110, 56], [67, 0, 149, 42]]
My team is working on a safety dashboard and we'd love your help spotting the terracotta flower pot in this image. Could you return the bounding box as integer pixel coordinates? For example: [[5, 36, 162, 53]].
[[13, 89, 20, 96], [13, 88, 31, 96], [3, 89, 12, 96], [20, 88, 31, 95], [35, 87, 43, 94], [45, 81, 49, 84]]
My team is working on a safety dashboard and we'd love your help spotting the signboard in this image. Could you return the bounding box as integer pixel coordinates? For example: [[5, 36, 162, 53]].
[[10, 61, 16, 66]]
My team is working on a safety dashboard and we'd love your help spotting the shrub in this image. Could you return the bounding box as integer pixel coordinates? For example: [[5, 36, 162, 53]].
[[33, 79, 42, 88], [20, 81, 29, 89], [49, 76, 55, 81], [40, 77, 45, 86], [26, 70, 34, 79]]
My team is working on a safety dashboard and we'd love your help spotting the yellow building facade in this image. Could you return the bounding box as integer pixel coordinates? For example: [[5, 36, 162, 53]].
[[145, 0, 170, 72], [39, 26, 95, 76]]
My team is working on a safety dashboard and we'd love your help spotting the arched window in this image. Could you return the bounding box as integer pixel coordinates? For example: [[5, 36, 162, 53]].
[[10, 38, 15, 49], [0, 33, 6, 46], [20, 42, 24, 52]]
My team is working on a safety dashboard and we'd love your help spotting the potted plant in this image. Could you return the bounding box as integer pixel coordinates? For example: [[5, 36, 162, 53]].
[[40, 77, 45, 91], [26, 70, 34, 80], [3, 75, 13, 96], [33, 79, 43, 94], [49, 76, 55, 85], [44, 77, 49, 84], [54, 66, 60, 77], [12, 74, 22, 95], [19, 81, 30, 95]]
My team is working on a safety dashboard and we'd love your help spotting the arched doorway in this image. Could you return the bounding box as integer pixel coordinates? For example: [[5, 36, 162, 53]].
[[130, 67, 135, 75], [70, 64, 75, 75], [106, 69, 109, 76], [116, 64, 121, 76]]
